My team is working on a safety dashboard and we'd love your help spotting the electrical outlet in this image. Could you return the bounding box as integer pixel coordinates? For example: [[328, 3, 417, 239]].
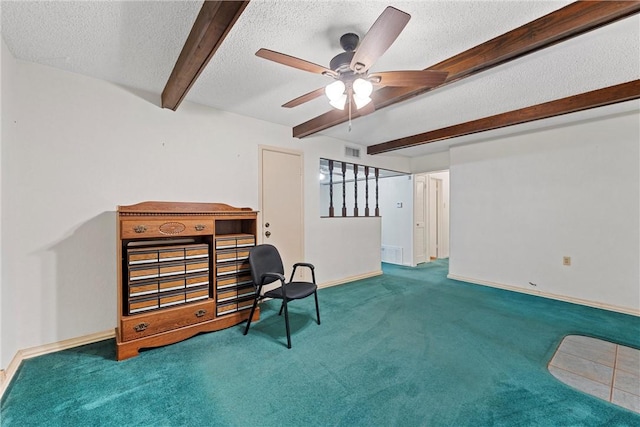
[[563, 256, 571, 266]]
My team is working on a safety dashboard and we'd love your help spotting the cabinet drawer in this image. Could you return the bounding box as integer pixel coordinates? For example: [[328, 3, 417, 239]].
[[121, 300, 214, 341], [121, 220, 213, 239], [217, 274, 252, 289]]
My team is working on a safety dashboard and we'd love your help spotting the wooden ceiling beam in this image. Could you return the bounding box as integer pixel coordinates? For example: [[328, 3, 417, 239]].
[[367, 80, 640, 155], [161, 1, 249, 110], [293, 1, 640, 138]]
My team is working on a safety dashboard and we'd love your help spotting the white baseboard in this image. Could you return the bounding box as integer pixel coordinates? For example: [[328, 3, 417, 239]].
[[0, 329, 115, 399], [447, 274, 640, 317], [319, 270, 383, 289]]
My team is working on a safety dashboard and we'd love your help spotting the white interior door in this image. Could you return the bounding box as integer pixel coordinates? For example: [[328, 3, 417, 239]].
[[260, 147, 304, 280], [413, 174, 428, 265]]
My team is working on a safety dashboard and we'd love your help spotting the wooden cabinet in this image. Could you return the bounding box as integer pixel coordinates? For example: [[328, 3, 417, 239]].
[[116, 201, 259, 360]]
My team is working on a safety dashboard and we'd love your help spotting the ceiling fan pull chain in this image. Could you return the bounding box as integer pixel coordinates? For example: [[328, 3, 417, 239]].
[[348, 97, 352, 132]]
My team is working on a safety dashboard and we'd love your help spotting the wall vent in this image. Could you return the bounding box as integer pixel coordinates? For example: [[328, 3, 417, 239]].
[[345, 146, 361, 158], [381, 245, 403, 265]]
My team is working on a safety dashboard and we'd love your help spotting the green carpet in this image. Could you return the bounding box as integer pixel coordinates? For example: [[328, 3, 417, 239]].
[[2, 259, 639, 426]]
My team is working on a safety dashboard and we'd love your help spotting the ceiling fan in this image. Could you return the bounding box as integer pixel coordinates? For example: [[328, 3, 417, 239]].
[[256, 6, 448, 123]]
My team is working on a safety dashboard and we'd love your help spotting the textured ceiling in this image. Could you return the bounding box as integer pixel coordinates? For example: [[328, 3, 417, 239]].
[[2, 0, 639, 158]]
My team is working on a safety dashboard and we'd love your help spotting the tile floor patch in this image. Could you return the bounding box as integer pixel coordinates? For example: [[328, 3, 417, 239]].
[[549, 335, 640, 414]]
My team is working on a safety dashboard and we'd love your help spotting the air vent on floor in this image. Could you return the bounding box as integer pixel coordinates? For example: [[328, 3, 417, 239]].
[[345, 146, 361, 158]]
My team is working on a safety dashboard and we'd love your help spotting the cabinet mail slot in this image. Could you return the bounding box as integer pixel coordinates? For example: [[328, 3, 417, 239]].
[[237, 299, 254, 310], [216, 302, 238, 316], [121, 220, 214, 239], [186, 286, 209, 302], [186, 260, 209, 274], [159, 277, 185, 293], [129, 295, 159, 314], [238, 260, 250, 273], [216, 248, 250, 262], [129, 265, 160, 281], [128, 251, 159, 265], [129, 281, 158, 298], [159, 263, 186, 277], [215, 234, 256, 249], [236, 236, 255, 247], [185, 246, 209, 259], [217, 288, 237, 302], [158, 249, 186, 262], [236, 248, 250, 260], [217, 274, 252, 289], [186, 274, 209, 288], [159, 291, 186, 308], [215, 237, 237, 249], [216, 285, 256, 302], [216, 263, 239, 276], [216, 261, 250, 276], [237, 285, 256, 300], [216, 249, 237, 262]]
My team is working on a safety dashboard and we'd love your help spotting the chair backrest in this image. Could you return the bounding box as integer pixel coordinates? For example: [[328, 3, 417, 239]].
[[248, 244, 285, 285]]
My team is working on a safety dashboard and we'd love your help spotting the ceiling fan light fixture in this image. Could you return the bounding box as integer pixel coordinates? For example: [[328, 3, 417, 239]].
[[325, 80, 346, 101], [353, 78, 373, 98], [353, 94, 372, 110], [329, 94, 347, 110]]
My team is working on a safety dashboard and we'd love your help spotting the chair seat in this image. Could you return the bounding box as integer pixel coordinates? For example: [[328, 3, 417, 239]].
[[264, 281, 317, 300]]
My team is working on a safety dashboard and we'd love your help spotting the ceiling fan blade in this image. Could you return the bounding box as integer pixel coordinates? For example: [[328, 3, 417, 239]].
[[256, 48, 337, 77], [369, 70, 448, 88], [282, 87, 327, 108], [350, 7, 410, 74]]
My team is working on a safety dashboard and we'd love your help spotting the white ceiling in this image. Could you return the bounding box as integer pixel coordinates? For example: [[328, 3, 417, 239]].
[[2, 0, 639, 158]]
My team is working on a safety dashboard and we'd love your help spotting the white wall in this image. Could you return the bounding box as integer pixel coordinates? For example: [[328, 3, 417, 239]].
[[379, 175, 414, 265], [0, 39, 10, 368], [0, 53, 409, 368], [448, 112, 640, 313], [411, 150, 450, 173]]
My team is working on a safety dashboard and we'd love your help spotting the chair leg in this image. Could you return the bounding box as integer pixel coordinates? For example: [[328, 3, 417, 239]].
[[243, 297, 259, 336], [278, 300, 285, 316], [283, 299, 292, 349], [314, 291, 321, 325]]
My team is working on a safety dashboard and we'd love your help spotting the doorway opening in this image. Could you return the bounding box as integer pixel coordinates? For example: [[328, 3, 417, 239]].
[[413, 170, 449, 266]]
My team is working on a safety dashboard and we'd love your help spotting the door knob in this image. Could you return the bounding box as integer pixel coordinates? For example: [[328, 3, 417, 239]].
[[265, 231, 271, 237]]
